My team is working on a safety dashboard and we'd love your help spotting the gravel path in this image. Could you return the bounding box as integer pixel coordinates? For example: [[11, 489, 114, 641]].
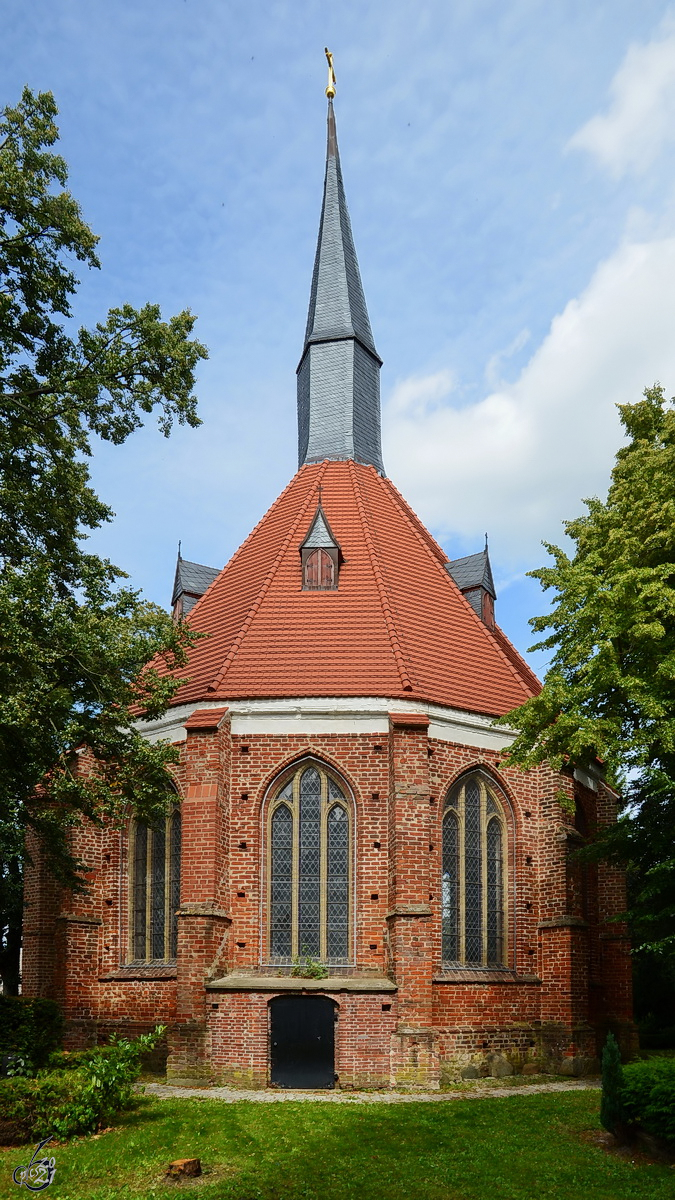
[[141, 1079, 601, 1105]]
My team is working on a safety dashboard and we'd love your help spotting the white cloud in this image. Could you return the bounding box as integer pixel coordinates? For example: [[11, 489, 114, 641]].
[[384, 236, 675, 563], [386, 369, 455, 417], [568, 16, 675, 177], [484, 328, 530, 390]]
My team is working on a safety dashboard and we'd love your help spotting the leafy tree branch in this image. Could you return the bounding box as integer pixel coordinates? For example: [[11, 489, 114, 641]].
[[0, 85, 209, 992], [500, 384, 675, 961]]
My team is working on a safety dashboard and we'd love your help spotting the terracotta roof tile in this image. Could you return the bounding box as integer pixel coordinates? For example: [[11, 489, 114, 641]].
[[184, 707, 229, 731], [148, 462, 539, 717], [389, 712, 430, 728]]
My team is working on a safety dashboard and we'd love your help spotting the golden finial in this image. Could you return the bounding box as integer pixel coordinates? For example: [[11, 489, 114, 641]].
[[325, 47, 336, 100]]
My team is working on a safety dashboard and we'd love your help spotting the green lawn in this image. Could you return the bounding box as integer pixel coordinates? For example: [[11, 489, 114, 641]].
[[1, 1091, 673, 1200]]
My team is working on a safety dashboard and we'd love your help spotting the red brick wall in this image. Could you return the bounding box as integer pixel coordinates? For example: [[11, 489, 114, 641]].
[[208, 991, 397, 1089], [22, 716, 635, 1079]]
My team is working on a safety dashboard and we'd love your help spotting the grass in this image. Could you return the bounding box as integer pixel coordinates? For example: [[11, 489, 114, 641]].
[[1, 1090, 674, 1200]]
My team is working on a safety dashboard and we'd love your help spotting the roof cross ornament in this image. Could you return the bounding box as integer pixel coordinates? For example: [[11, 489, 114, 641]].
[[325, 47, 336, 99]]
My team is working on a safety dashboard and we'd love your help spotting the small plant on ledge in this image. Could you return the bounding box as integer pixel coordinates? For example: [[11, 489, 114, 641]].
[[291, 951, 329, 979]]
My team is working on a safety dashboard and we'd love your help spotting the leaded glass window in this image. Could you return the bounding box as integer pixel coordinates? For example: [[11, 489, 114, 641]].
[[268, 764, 352, 964], [442, 776, 506, 967], [129, 807, 181, 962]]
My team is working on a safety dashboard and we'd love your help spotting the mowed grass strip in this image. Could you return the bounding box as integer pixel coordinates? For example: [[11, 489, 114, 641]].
[[1, 1091, 673, 1200]]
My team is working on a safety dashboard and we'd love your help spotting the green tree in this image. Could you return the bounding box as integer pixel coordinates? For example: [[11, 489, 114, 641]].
[[600, 1031, 625, 1135], [0, 87, 208, 992], [502, 385, 675, 961]]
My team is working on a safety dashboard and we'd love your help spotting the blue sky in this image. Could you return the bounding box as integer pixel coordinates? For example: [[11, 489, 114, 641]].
[[5, 1, 675, 676]]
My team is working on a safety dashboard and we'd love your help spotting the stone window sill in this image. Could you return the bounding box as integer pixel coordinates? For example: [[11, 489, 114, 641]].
[[207, 973, 397, 992], [433, 969, 541, 984], [99, 960, 177, 981]]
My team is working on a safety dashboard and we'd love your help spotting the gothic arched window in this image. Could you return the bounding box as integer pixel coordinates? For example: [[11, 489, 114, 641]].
[[268, 763, 351, 965], [442, 775, 506, 967], [129, 808, 181, 962]]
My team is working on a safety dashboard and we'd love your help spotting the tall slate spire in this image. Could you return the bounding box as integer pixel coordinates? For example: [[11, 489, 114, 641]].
[[297, 92, 385, 475]]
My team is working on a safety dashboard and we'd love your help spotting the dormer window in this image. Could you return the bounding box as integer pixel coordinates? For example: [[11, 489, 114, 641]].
[[446, 547, 496, 630], [300, 503, 342, 590], [171, 552, 220, 621]]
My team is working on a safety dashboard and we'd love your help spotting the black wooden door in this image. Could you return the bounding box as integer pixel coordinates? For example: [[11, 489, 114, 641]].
[[270, 995, 335, 1088]]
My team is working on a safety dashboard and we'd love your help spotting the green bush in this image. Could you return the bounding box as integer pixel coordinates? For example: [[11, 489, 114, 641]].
[[0, 1027, 165, 1144], [45, 1045, 123, 1073], [0, 997, 63, 1072], [621, 1058, 675, 1144]]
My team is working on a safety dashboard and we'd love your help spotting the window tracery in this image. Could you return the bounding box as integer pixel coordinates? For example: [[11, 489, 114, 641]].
[[129, 807, 181, 962], [268, 763, 351, 964], [442, 775, 506, 967]]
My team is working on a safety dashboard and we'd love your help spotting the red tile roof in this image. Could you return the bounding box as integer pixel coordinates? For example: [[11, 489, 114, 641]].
[[183, 707, 229, 731], [151, 462, 539, 717]]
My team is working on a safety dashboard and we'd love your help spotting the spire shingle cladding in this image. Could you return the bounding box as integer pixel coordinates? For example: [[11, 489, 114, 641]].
[[297, 101, 385, 475]]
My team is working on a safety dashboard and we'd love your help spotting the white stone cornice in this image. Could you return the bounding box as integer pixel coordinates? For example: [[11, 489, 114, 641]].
[[135, 695, 516, 752]]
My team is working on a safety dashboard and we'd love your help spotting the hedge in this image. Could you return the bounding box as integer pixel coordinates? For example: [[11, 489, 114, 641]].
[[0, 1028, 165, 1145], [0, 1071, 97, 1144], [621, 1058, 675, 1145], [45, 1045, 124, 1073], [0, 997, 63, 1072]]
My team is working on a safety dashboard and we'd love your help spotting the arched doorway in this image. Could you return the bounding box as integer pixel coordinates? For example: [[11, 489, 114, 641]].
[[269, 995, 336, 1088]]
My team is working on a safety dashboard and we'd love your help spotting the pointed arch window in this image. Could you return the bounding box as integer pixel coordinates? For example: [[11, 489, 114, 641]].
[[442, 775, 506, 967], [268, 764, 351, 965], [129, 807, 181, 962]]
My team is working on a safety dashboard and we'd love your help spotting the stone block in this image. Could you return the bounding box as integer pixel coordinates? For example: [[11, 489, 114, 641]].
[[460, 1064, 480, 1079], [559, 1055, 597, 1077], [488, 1053, 513, 1078]]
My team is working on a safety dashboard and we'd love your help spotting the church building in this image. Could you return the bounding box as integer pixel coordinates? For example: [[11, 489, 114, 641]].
[[23, 81, 635, 1089]]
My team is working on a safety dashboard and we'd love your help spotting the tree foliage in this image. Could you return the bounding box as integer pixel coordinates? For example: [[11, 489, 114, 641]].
[[0, 87, 208, 991], [600, 1032, 625, 1136], [502, 385, 675, 958]]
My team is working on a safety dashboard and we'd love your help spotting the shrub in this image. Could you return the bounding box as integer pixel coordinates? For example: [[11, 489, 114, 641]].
[[0, 1027, 165, 1144], [621, 1058, 675, 1145], [600, 1032, 624, 1135], [0, 1072, 86, 1144], [45, 1045, 123, 1073], [0, 997, 63, 1073]]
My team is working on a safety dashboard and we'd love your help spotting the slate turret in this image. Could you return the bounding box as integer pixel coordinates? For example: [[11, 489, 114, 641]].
[[297, 94, 384, 474]]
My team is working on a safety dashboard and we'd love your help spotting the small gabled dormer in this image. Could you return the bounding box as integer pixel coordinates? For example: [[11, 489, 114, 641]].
[[446, 546, 496, 630], [300, 504, 342, 590], [171, 552, 220, 620]]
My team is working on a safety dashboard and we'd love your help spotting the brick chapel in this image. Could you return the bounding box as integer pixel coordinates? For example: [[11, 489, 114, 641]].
[[23, 85, 635, 1089]]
